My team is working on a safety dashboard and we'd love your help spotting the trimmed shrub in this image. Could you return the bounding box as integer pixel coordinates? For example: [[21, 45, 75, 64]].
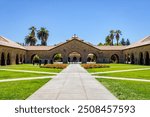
[[41, 64, 68, 69], [81, 64, 109, 69]]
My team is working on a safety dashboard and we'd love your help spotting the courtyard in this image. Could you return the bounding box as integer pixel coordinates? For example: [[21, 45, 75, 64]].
[[0, 63, 149, 100]]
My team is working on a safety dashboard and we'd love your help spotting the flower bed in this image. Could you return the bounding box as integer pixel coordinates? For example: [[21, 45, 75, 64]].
[[81, 64, 110, 69], [41, 64, 68, 69]]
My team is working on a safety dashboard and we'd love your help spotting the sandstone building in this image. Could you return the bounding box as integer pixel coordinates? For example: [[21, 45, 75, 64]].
[[0, 35, 150, 65]]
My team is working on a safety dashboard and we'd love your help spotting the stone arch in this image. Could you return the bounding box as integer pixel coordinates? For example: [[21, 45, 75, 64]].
[[145, 51, 149, 65], [16, 54, 19, 64], [31, 54, 37, 63], [131, 53, 135, 64], [23, 55, 25, 63], [7, 53, 11, 65], [68, 52, 81, 63], [1, 52, 5, 66], [139, 52, 144, 65], [20, 54, 22, 63], [53, 53, 63, 62], [87, 53, 97, 62], [127, 54, 130, 64], [110, 54, 119, 63]]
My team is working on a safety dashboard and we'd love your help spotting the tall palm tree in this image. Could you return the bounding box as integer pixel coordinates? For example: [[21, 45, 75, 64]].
[[29, 26, 36, 37], [105, 35, 111, 45], [110, 30, 115, 45], [37, 27, 49, 46], [115, 30, 122, 45], [25, 34, 37, 46]]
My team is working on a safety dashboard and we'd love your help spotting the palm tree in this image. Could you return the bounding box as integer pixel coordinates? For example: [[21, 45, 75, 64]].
[[105, 35, 111, 45], [115, 30, 122, 45], [29, 26, 36, 37], [25, 34, 37, 46], [37, 27, 49, 46], [110, 30, 115, 45]]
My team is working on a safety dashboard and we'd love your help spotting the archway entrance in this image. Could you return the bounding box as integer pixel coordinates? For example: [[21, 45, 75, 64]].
[[145, 52, 149, 65], [1, 52, 5, 66], [111, 54, 119, 63], [16, 54, 19, 64], [53, 53, 63, 63], [87, 53, 97, 63], [131, 53, 134, 64], [68, 52, 81, 63], [7, 53, 11, 65], [139, 52, 144, 65]]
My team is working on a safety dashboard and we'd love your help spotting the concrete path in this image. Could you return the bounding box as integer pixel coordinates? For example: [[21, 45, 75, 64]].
[[27, 64, 117, 100]]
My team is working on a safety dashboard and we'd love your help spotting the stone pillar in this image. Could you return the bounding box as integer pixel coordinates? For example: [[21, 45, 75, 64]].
[[63, 54, 68, 63], [81, 54, 87, 64]]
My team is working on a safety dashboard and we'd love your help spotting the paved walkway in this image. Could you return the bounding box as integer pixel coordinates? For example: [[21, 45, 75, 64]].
[[27, 64, 117, 100]]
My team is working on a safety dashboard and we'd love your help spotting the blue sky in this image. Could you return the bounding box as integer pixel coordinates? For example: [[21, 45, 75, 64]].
[[0, 0, 150, 45]]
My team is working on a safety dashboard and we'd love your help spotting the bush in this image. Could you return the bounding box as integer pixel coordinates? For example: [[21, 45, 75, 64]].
[[81, 64, 110, 69], [32, 55, 40, 63], [41, 64, 68, 69]]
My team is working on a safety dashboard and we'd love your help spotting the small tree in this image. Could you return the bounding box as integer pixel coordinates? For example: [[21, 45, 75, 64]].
[[105, 35, 111, 45], [98, 42, 103, 46], [120, 38, 126, 45], [32, 55, 40, 64], [126, 39, 130, 45]]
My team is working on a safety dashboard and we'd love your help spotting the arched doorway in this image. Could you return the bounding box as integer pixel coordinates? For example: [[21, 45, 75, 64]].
[[127, 54, 130, 64], [16, 54, 19, 64], [7, 53, 11, 65], [23, 55, 25, 63], [1, 52, 5, 66], [111, 54, 119, 63], [68, 52, 81, 63], [131, 53, 135, 64], [31, 54, 40, 64], [31, 54, 36, 63], [139, 52, 144, 65], [20, 54, 22, 63], [145, 51, 149, 65], [87, 53, 97, 63], [53, 53, 63, 63]]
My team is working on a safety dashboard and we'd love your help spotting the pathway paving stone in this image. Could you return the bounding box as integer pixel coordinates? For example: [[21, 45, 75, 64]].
[[27, 64, 117, 100]]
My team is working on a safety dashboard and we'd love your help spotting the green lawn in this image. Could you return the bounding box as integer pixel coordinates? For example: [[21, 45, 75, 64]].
[[0, 64, 62, 73], [0, 79, 50, 100], [87, 64, 150, 73], [0, 70, 53, 80], [95, 70, 150, 80], [97, 78, 150, 100]]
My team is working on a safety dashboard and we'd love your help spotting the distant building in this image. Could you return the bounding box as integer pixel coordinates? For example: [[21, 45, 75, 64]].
[[0, 35, 150, 65]]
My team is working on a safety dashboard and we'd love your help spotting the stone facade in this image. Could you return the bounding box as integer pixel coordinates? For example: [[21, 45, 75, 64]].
[[0, 35, 150, 65]]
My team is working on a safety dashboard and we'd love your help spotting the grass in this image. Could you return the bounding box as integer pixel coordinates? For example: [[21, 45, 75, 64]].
[[0, 64, 62, 73], [97, 78, 150, 100], [0, 79, 50, 100], [95, 70, 150, 80], [87, 64, 150, 73], [0, 70, 53, 80]]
